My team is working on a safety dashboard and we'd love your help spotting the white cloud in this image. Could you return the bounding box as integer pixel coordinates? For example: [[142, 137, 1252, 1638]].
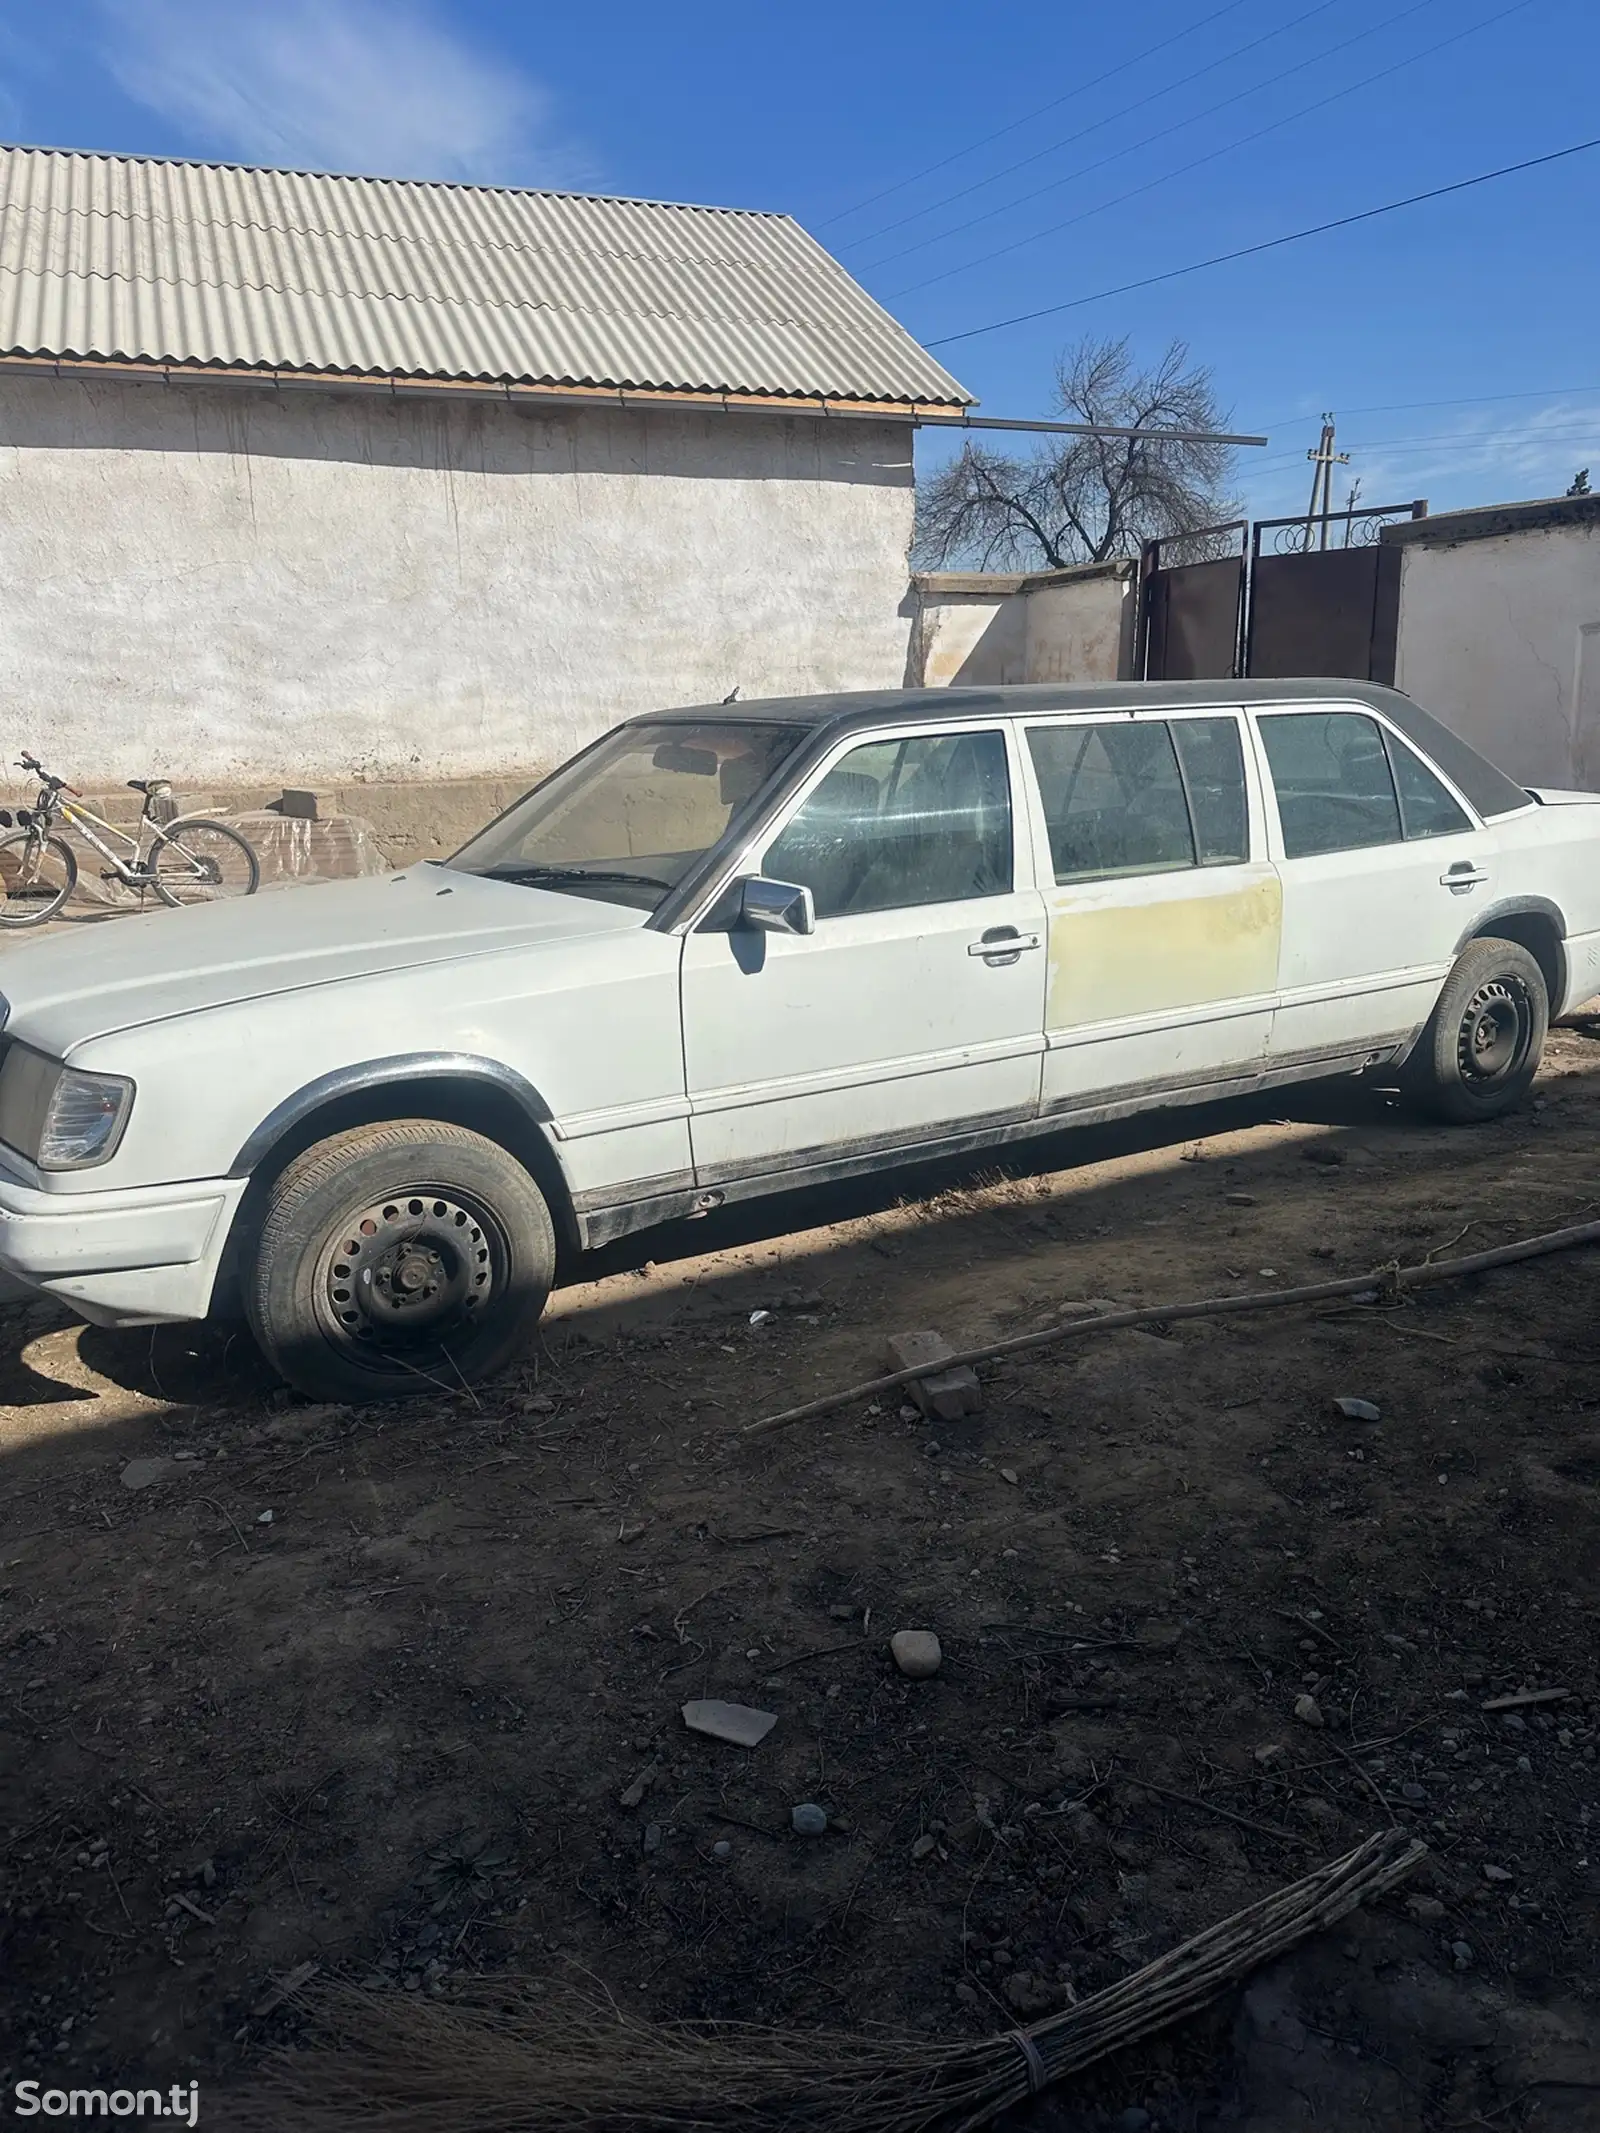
[[95, 0, 579, 187]]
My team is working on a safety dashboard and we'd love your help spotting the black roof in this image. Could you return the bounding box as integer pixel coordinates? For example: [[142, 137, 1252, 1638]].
[[645, 677, 1418, 729], [639, 677, 1530, 820]]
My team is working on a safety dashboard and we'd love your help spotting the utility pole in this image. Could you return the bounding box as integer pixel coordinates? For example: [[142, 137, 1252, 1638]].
[[1305, 414, 1350, 552], [1341, 476, 1362, 548]]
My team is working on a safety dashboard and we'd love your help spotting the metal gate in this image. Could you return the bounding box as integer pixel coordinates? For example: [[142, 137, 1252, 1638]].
[[1140, 502, 1428, 683], [1137, 521, 1246, 681], [1245, 503, 1425, 683]]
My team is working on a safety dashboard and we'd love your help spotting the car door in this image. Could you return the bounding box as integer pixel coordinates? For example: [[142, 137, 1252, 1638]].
[[678, 722, 1048, 1184], [1253, 703, 1496, 1062], [1021, 708, 1281, 1113]]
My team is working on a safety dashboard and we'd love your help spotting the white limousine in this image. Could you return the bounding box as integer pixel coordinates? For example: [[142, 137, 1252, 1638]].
[[0, 679, 1594, 1401]]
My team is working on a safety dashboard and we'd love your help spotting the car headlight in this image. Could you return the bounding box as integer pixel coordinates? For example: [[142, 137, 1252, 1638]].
[[41, 1067, 136, 1168], [0, 1047, 135, 1169]]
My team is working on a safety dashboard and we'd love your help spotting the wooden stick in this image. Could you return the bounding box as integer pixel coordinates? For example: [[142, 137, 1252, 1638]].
[[745, 1216, 1600, 1435], [1132, 1777, 1309, 1850]]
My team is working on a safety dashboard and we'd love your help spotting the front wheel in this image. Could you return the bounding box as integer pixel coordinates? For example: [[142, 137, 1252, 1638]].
[[152, 819, 260, 904], [1402, 937, 1548, 1123], [0, 828, 77, 925], [244, 1121, 557, 1402]]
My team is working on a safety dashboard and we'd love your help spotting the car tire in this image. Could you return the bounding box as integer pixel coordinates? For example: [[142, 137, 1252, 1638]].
[[1402, 936, 1548, 1124], [244, 1120, 556, 1402]]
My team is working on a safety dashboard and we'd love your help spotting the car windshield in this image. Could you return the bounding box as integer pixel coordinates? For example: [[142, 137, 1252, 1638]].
[[447, 719, 811, 911]]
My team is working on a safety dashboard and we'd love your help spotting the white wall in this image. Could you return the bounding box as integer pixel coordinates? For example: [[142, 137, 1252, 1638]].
[[1021, 564, 1135, 683], [907, 562, 1134, 688], [0, 376, 915, 785], [1394, 515, 1600, 788], [907, 575, 1031, 686]]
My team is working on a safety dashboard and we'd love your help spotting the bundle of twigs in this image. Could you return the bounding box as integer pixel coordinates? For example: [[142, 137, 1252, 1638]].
[[237, 1830, 1424, 2133]]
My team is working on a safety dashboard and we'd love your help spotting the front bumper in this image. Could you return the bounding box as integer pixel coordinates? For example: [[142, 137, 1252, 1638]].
[[0, 1166, 248, 1326]]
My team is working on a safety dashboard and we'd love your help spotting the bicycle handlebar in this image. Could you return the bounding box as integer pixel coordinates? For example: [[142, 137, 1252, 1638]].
[[16, 755, 76, 795]]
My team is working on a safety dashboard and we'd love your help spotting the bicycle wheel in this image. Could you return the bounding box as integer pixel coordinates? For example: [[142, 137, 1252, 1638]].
[[152, 820, 261, 905], [0, 828, 77, 926]]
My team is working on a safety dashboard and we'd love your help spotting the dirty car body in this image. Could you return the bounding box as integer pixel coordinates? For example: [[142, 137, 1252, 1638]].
[[0, 678, 1594, 1401]]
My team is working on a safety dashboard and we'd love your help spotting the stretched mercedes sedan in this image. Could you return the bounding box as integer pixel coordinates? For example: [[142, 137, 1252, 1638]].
[[0, 679, 1594, 1402]]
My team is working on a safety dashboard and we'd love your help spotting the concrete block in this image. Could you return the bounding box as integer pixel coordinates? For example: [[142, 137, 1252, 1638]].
[[278, 788, 337, 821], [884, 1328, 982, 1420]]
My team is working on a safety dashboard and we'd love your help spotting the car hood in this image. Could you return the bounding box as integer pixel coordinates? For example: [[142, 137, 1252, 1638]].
[[0, 868, 650, 1055]]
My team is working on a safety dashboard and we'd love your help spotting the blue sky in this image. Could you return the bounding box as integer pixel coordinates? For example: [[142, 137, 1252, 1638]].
[[2, 0, 1597, 519]]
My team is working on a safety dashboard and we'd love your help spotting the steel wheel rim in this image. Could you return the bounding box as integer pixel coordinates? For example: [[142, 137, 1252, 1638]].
[[312, 1184, 509, 1369], [1456, 976, 1531, 1086]]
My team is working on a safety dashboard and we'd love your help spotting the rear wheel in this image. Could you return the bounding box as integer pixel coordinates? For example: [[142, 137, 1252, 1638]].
[[1403, 937, 1547, 1123], [0, 828, 76, 925], [244, 1121, 556, 1402], [152, 819, 260, 904]]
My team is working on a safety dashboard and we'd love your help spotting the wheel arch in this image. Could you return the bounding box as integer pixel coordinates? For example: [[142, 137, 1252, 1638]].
[[214, 1055, 579, 1308], [1456, 897, 1567, 1013]]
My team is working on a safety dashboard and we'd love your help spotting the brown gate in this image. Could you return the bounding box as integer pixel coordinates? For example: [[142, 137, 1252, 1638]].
[[1245, 503, 1427, 683], [1138, 521, 1246, 680], [1139, 503, 1428, 684]]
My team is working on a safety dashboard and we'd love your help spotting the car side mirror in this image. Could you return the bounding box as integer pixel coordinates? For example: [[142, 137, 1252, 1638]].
[[738, 875, 815, 937]]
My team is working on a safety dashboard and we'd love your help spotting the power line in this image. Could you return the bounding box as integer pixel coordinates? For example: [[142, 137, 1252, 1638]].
[[1255, 382, 1600, 426], [925, 135, 1600, 350], [892, 0, 1534, 298], [1250, 420, 1600, 470], [817, 0, 1255, 228], [846, 0, 1346, 257]]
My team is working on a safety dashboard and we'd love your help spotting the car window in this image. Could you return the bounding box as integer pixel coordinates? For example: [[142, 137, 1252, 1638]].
[[762, 730, 1011, 920], [449, 718, 809, 909], [1027, 720, 1197, 882], [1171, 716, 1250, 865], [1259, 712, 1402, 859], [1385, 732, 1473, 839]]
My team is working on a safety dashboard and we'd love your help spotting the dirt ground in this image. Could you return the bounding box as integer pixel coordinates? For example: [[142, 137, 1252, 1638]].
[[3, 1034, 1598, 2130]]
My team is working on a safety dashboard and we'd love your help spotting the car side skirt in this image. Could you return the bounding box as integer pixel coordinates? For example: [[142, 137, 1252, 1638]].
[[573, 1035, 1413, 1248]]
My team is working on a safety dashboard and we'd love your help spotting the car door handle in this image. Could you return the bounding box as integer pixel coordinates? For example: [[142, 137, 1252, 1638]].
[[1441, 863, 1488, 891], [968, 927, 1042, 958]]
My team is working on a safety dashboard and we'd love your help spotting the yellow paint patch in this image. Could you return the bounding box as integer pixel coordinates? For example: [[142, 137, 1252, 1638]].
[[1047, 870, 1282, 1030]]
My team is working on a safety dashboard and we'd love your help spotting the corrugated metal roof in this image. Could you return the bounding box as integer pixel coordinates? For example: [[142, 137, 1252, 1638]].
[[0, 145, 970, 408]]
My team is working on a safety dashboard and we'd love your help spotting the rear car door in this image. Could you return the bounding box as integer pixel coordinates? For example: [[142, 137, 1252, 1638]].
[[1253, 703, 1495, 1063], [1020, 708, 1281, 1113], [678, 722, 1048, 1184]]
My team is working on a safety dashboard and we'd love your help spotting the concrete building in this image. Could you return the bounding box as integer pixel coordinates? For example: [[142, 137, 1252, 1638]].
[[0, 144, 968, 830], [1384, 495, 1600, 790]]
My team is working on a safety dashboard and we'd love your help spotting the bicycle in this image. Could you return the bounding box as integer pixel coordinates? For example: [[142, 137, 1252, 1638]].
[[0, 754, 261, 926]]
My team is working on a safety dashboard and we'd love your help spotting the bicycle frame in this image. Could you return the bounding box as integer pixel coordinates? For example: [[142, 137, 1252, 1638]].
[[50, 793, 211, 886]]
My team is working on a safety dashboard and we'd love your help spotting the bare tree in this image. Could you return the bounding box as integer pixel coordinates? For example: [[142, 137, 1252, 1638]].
[[914, 336, 1240, 572]]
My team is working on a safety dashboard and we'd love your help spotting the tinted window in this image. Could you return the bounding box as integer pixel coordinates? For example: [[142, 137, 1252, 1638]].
[[764, 730, 1011, 919], [1386, 732, 1472, 839], [1260, 712, 1402, 858], [1172, 717, 1249, 865], [1028, 721, 1195, 882], [1380, 691, 1526, 818]]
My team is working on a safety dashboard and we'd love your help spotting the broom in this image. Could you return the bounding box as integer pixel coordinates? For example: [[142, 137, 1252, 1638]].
[[235, 1829, 1424, 2133]]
